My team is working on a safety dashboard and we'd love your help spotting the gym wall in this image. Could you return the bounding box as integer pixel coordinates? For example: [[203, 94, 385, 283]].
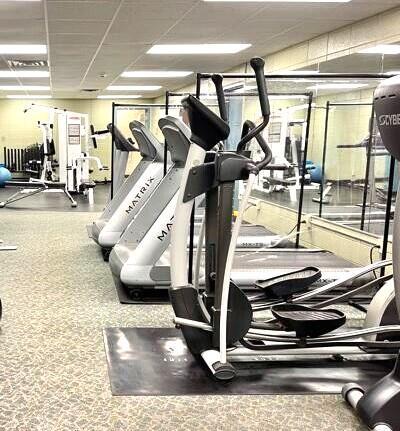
[[0, 97, 152, 181]]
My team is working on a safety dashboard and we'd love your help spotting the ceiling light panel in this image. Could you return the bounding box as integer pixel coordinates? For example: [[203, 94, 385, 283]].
[[0, 45, 47, 55], [0, 71, 49, 78], [307, 83, 367, 90], [121, 71, 193, 78], [0, 85, 50, 91], [6, 95, 51, 99], [359, 45, 400, 55], [106, 85, 161, 91], [97, 95, 142, 99], [147, 44, 251, 54]]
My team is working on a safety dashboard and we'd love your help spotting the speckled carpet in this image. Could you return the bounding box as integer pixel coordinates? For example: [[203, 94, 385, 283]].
[[0, 210, 368, 430]]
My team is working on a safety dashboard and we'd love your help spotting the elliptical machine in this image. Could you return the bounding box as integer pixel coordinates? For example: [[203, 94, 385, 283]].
[[340, 75, 400, 431], [169, 57, 400, 383]]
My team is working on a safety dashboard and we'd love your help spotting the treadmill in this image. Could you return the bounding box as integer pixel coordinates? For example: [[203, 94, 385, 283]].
[[109, 118, 362, 304], [89, 121, 165, 259]]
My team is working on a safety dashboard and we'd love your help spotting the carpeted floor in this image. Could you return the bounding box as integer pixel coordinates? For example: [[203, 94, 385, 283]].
[[0, 210, 367, 431]]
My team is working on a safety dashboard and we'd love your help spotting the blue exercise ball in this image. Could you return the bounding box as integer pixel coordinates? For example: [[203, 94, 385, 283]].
[[0, 166, 11, 187], [310, 164, 322, 183]]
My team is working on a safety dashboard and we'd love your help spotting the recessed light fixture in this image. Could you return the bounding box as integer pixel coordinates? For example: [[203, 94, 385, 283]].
[[97, 95, 142, 99], [203, 0, 351, 2], [106, 85, 161, 91], [359, 44, 400, 55], [147, 44, 251, 55], [6, 95, 51, 99], [270, 95, 310, 100], [0, 71, 49, 78], [307, 83, 368, 90], [0, 85, 50, 91], [121, 71, 193, 78], [0, 45, 47, 55]]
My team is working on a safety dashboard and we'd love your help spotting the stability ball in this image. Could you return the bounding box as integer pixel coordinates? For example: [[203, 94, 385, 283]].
[[0, 165, 11, 187], [310, 164, 323, 184]]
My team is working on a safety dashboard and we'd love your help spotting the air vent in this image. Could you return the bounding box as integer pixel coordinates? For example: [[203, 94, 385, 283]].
[[7, 59, 48, 68], [82, 89, 99, 92]]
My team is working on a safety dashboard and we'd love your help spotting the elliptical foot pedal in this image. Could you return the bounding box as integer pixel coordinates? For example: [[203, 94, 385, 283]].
[[271, 304, 346, 338], [255, 267, 321, 300]]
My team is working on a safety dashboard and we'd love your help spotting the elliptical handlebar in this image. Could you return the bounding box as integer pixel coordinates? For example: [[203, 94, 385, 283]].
[[238, 120, 272, 170], [211, 74, 228, 122], [237, 57, 272, 171], [250, 57, 270, 119], [208, 56, 273, 172]]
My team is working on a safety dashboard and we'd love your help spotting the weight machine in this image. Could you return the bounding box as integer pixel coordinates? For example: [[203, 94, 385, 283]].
[[0, 104, 103, 208], [258, 103, 320, 202]]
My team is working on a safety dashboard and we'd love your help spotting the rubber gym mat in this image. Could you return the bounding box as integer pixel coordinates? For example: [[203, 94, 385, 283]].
[[103, 327, 394, 396]]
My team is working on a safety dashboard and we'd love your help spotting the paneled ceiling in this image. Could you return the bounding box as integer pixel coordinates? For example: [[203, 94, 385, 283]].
[[0, 0, 399, 99]]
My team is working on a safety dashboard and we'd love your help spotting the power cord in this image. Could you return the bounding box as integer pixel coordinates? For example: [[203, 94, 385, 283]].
[[369, 244, 381, 279]]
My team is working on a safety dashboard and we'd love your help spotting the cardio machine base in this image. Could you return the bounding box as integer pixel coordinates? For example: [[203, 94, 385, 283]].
[[101, 247, 112, 262], [103, 327, 395, 396], [112, 274, 170, 304]]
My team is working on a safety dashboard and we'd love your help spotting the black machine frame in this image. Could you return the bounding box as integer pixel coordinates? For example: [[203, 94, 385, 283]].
[[165, 89, 312, 283], [191, 72, 396, 281]]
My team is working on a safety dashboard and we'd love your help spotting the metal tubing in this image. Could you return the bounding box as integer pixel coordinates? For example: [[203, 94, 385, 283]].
[[295, 92, 314, 247], [111, 102, 116, 200], [360, 104, 375, 231], [186, 77, 203, 284], [164, 91, 170, 176], [381, 156, 396, 277], [319, 101, 330, 217], [197, 72, 395, 80]]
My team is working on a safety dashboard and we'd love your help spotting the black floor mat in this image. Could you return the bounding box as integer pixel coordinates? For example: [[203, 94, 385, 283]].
[[103, 327, 394, 396], [118, 288, 170, 304]]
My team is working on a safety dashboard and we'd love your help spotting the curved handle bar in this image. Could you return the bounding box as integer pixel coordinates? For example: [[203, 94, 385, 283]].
[[238, 120, 272, 170]]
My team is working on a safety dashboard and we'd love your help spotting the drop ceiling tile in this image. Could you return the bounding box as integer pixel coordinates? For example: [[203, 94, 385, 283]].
[[0, 19, 44, 33], [118, 1, 196, 22], [0, 32, 46, 44], [162, 20, 240, 42], [254, 4, 339, 21], [129, 55, 183, 68], [1, 0, 395, 99], [105, 18, 176, 44], [0, 2, 43, 20], [47, 1, 118, 21], [183, 1, 266, 23], [98, 43, 148, 57], [48, 20, 109, 34], [49, 33, 104, 45]]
